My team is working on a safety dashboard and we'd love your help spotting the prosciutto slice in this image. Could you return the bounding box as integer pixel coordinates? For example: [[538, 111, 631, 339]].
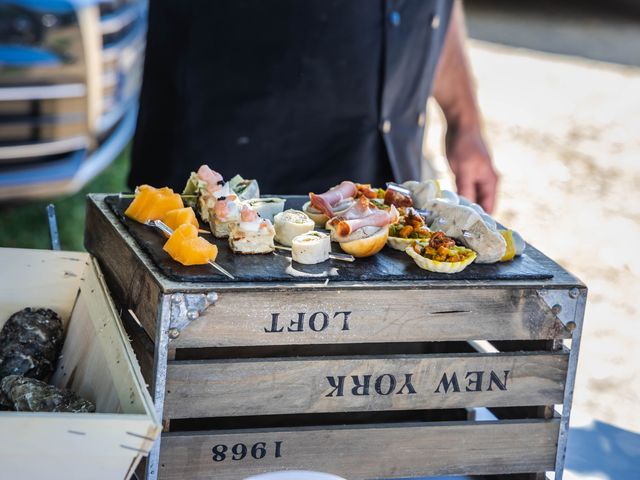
[[340, 196, 373, 220], [309, 181, 357, 217], [197, 165, 224, 194], [332, 205, 399, 238]]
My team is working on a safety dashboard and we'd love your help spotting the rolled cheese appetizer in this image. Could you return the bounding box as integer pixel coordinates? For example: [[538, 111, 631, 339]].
[[291, 231, 331, 264], [274, 209, 315, 247]]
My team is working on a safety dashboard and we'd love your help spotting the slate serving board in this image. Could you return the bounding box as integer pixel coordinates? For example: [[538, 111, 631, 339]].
[[105, 195, 552, 283]]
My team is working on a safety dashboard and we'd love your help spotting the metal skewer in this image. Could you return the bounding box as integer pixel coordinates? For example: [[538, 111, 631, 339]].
[[145, 220, 235, 279], [119, 193, 198, 200], [46, 204, 61, 251], [274, 245, 355, 263]]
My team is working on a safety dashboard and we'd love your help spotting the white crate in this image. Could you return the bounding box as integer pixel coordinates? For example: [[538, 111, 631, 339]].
[[0, 248, 160, 480]]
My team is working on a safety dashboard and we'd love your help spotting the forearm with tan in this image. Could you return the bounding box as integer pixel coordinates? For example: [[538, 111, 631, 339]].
[[432, 1, 498, 213]]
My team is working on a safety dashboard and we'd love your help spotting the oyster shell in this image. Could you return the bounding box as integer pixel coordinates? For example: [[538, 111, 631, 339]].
[[0, 308, 63, 382], [1, 375, 95, 413]]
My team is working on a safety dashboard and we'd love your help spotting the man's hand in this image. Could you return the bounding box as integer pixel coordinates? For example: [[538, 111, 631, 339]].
[[432, 1, 498, 212], [446, 126, 498, 213]]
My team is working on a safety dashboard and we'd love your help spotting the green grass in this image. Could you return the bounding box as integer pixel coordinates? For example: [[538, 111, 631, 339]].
[[0, 147, 130, 251]]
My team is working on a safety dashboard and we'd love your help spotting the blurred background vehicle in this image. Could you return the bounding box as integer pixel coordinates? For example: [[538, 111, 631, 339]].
[[0, 0, 146, 201]]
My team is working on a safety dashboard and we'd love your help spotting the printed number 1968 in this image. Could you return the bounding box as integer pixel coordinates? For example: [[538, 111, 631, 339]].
[[212, 441, 283, 462]]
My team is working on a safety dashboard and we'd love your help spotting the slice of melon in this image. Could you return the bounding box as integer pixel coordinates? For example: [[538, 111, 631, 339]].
[[125, 185, 184, 223], [162, 224, 218, 266], [163, 207, 199, 231]]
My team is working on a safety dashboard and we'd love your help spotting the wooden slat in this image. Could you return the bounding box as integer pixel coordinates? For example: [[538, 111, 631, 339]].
[[164, 352, 568, 419], [0, 413, 157, 480], [85, 197, 164, 343], [50, 259, 157, 417], [0, 248, 88, 327], [159, 419, 559, 479], [173, 288, 571, 349]]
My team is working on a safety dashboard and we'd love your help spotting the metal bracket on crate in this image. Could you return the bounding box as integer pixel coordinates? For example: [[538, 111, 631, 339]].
[[537, 287, 583, 332], [168, 292, 218, 339]]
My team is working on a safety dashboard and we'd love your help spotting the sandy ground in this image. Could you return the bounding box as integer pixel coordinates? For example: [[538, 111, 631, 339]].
[[424, 11, 640, 471], [468, 41, 640, 434], [427, 11, 640, 474]]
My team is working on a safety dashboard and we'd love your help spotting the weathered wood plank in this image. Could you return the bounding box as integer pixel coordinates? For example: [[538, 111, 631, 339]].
[[121, 309, 156, 393], [159, 419, 559, 479], [85, 197, 163, 343], [164, 352, 568, 419], [173, 288, 571, 349]]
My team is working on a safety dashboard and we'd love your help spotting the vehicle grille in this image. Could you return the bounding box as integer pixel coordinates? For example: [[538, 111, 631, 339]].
[[99, 0, 146, 136], [0, 4, 88, 167]]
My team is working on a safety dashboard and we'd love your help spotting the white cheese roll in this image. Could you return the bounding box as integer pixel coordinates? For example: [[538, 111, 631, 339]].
[[291, 231, 331, 264], [274, 209, 315, 246]]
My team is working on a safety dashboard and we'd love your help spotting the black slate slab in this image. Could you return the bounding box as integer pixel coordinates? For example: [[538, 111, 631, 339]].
[[105, 195, 552, 283]]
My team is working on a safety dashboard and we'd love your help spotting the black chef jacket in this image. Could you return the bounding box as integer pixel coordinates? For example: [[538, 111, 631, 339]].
[[129, 0, 453, 194]]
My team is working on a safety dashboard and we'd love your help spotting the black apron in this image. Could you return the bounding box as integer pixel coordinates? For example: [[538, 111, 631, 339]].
[[129, 0, 453, 194]]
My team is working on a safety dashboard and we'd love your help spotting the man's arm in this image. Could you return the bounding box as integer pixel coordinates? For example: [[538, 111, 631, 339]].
[[432, 0, 498, 213]]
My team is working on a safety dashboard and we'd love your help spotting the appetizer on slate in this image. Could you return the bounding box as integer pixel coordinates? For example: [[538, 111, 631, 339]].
[[291, 231, 332, 265], [406, 231, 477, 274], [304, 180, 358, 226], [426, 200, 507, 264], [229, 205, 276, 254], [162, 207, 199, 231], [125, 169, 528, 275], [328, 197, 399, 257], [125, 185, 183, 223], [387, 207, 431, 251], [163, 224, 219, 266], [274, 209, 315, 247], [212, 192, 243, 238], [247, 198, 286, 223], [228, 174, 260, 200], [182, 165, 224, 225]]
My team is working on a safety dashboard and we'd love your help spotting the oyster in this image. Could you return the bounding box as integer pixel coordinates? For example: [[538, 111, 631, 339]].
[[0, 308, 63, 381], [1, 375, 95, 413]]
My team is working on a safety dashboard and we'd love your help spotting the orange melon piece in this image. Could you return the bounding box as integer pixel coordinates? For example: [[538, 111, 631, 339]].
[[163, 207, 199, 231], [163, 224, 218, 266], [125, 185, 184, 223]]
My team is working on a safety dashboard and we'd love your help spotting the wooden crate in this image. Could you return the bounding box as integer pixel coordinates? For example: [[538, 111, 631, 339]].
[[85, 194, 587, 480], [0, 248, 161, 480]]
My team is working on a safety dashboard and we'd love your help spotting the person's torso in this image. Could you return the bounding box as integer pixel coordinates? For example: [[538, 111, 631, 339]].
[[130, 0, 453, 193]]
